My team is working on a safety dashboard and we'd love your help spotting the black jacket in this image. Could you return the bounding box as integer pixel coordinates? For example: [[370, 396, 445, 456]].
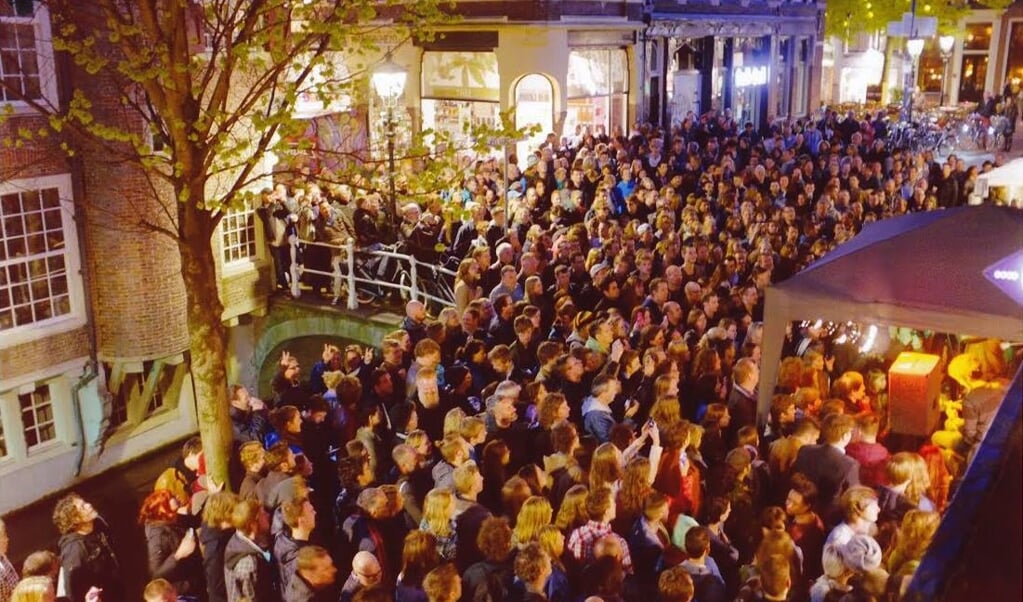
[[791, 444, 861, 515], [145, 521, 203, 596], [200, 524, 234, 602], [57, 519, 122, 602], [285, 573, 338, 602]]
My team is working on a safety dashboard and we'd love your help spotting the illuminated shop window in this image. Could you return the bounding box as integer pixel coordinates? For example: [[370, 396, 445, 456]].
[[566, 48, 629, 138], [420, 51, 500, 151]]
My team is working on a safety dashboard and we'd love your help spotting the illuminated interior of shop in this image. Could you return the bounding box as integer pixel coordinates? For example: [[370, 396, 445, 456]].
[[514, 74, 554, 160], [565, 48, 628, 137], [419, 51, 500, 151]]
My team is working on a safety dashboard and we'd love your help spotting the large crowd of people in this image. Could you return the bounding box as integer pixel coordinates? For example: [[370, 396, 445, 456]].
[[2, 103, 1020, 602]]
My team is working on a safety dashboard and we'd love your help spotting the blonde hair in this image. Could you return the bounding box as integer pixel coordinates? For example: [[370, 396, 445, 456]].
[[686, 423, 705, 452], [11, 577, 54, 602], [537, 525, 565, 567], [460, 416, 486, 442], [906, 453, 932, 507], [650, 396, 682, 427], [589, 443, 622, 492], [422, 488, 455, 537], [513, 496, 553, 546], [444, 408, 467, 438], [407, 429, 430, 452], [554, 484, 590, 533], [887, 510, 940, 577], [202, 491, 240, 528], [886, 452, 916, 487]]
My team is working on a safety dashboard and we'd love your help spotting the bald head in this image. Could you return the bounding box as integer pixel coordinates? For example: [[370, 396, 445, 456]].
[[406, 300, 426, 322], [352, 551, 381, 586]]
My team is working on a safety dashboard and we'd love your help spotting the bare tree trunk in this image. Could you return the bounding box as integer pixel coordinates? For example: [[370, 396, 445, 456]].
[[179, 200, 233, 488]]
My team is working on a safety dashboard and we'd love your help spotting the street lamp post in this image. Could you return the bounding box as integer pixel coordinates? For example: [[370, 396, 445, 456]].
[[370, 55, 407, 225], [938, 35, 955, 107], [906, 38, 925, 123]]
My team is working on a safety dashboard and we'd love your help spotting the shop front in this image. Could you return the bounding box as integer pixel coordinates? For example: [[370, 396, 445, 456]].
[[420, 50, 501, 150], [565, 47, 630, 137], [644, 7, 822, 128]]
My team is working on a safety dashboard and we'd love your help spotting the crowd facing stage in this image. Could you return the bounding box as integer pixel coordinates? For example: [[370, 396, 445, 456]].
[[2, 106, 1021, 602]]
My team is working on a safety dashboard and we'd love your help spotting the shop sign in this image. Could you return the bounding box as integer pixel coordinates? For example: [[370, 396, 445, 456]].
[[734, 65, 768, 88], [984, 249, 1023, 307]]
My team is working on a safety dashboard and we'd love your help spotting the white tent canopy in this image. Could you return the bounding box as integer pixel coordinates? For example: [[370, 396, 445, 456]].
[[759, 206, 1023, 419], [976, 157, 1023, 199]]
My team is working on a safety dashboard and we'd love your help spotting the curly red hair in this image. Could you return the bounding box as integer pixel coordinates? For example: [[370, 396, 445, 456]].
[[138, 489, 178, 524]]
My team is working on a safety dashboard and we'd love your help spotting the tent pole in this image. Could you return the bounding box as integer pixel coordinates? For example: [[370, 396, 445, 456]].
[[759, 287, 790, 426]]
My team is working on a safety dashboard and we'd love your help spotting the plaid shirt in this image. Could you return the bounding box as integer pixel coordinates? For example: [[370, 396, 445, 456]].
[[566, 520, 633, 573], [1, 555, 19, 602]]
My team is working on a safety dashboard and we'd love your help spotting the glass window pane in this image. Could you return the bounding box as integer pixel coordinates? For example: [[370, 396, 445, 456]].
[[610, 49, 628, 94], [1, 179, 75, 331], [7, 235, 24, 257], [26, 232, 45, 254], [51, 274, 67, 295], [568, 49, 611, 97], [43, 208, 61, 230], [21, 190, 40, 213], [54, 295, 70, 315], [4, 215, 23, 236], [963, 23, 992, 51], [1, 193, 21, 216], [41, 187, 60, 209]]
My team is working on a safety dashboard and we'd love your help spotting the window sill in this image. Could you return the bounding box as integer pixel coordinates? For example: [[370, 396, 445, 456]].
[[221, 257, 266, 278]]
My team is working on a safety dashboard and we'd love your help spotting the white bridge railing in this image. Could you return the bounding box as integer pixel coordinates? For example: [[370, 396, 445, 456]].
[[287, 238, 457, 311]]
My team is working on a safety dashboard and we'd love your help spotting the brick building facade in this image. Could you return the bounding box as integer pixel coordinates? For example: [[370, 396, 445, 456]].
[[0, 0, 271, 513]]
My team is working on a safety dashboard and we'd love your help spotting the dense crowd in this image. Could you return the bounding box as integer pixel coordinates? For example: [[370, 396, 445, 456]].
[[1, 104, 1019, 602]]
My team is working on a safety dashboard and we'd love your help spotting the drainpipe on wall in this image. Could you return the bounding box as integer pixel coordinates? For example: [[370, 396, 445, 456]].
[[69, 154, 99, 477]]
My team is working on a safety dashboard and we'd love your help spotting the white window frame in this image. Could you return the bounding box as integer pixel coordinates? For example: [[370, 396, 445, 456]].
[[218, 202, 262, 270], [0, 1, 59, 112], [0, 367, 76, 466], [0, 174, 86, 348], [18, 383, 56, 450]]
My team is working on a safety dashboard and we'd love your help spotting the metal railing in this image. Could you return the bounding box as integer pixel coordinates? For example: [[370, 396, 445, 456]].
[[286, 237, 457, 311]]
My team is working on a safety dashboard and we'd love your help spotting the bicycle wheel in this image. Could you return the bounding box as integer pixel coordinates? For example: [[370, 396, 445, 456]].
[[349, 266, 379, 305]]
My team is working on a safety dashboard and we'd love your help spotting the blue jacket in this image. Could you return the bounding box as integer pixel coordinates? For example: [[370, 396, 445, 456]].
[[582, 396, 615, 443]]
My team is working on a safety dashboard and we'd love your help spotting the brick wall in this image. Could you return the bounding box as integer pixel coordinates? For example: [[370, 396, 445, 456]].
[[0, 326, 89, 381], [67, 7, 190, 361]]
